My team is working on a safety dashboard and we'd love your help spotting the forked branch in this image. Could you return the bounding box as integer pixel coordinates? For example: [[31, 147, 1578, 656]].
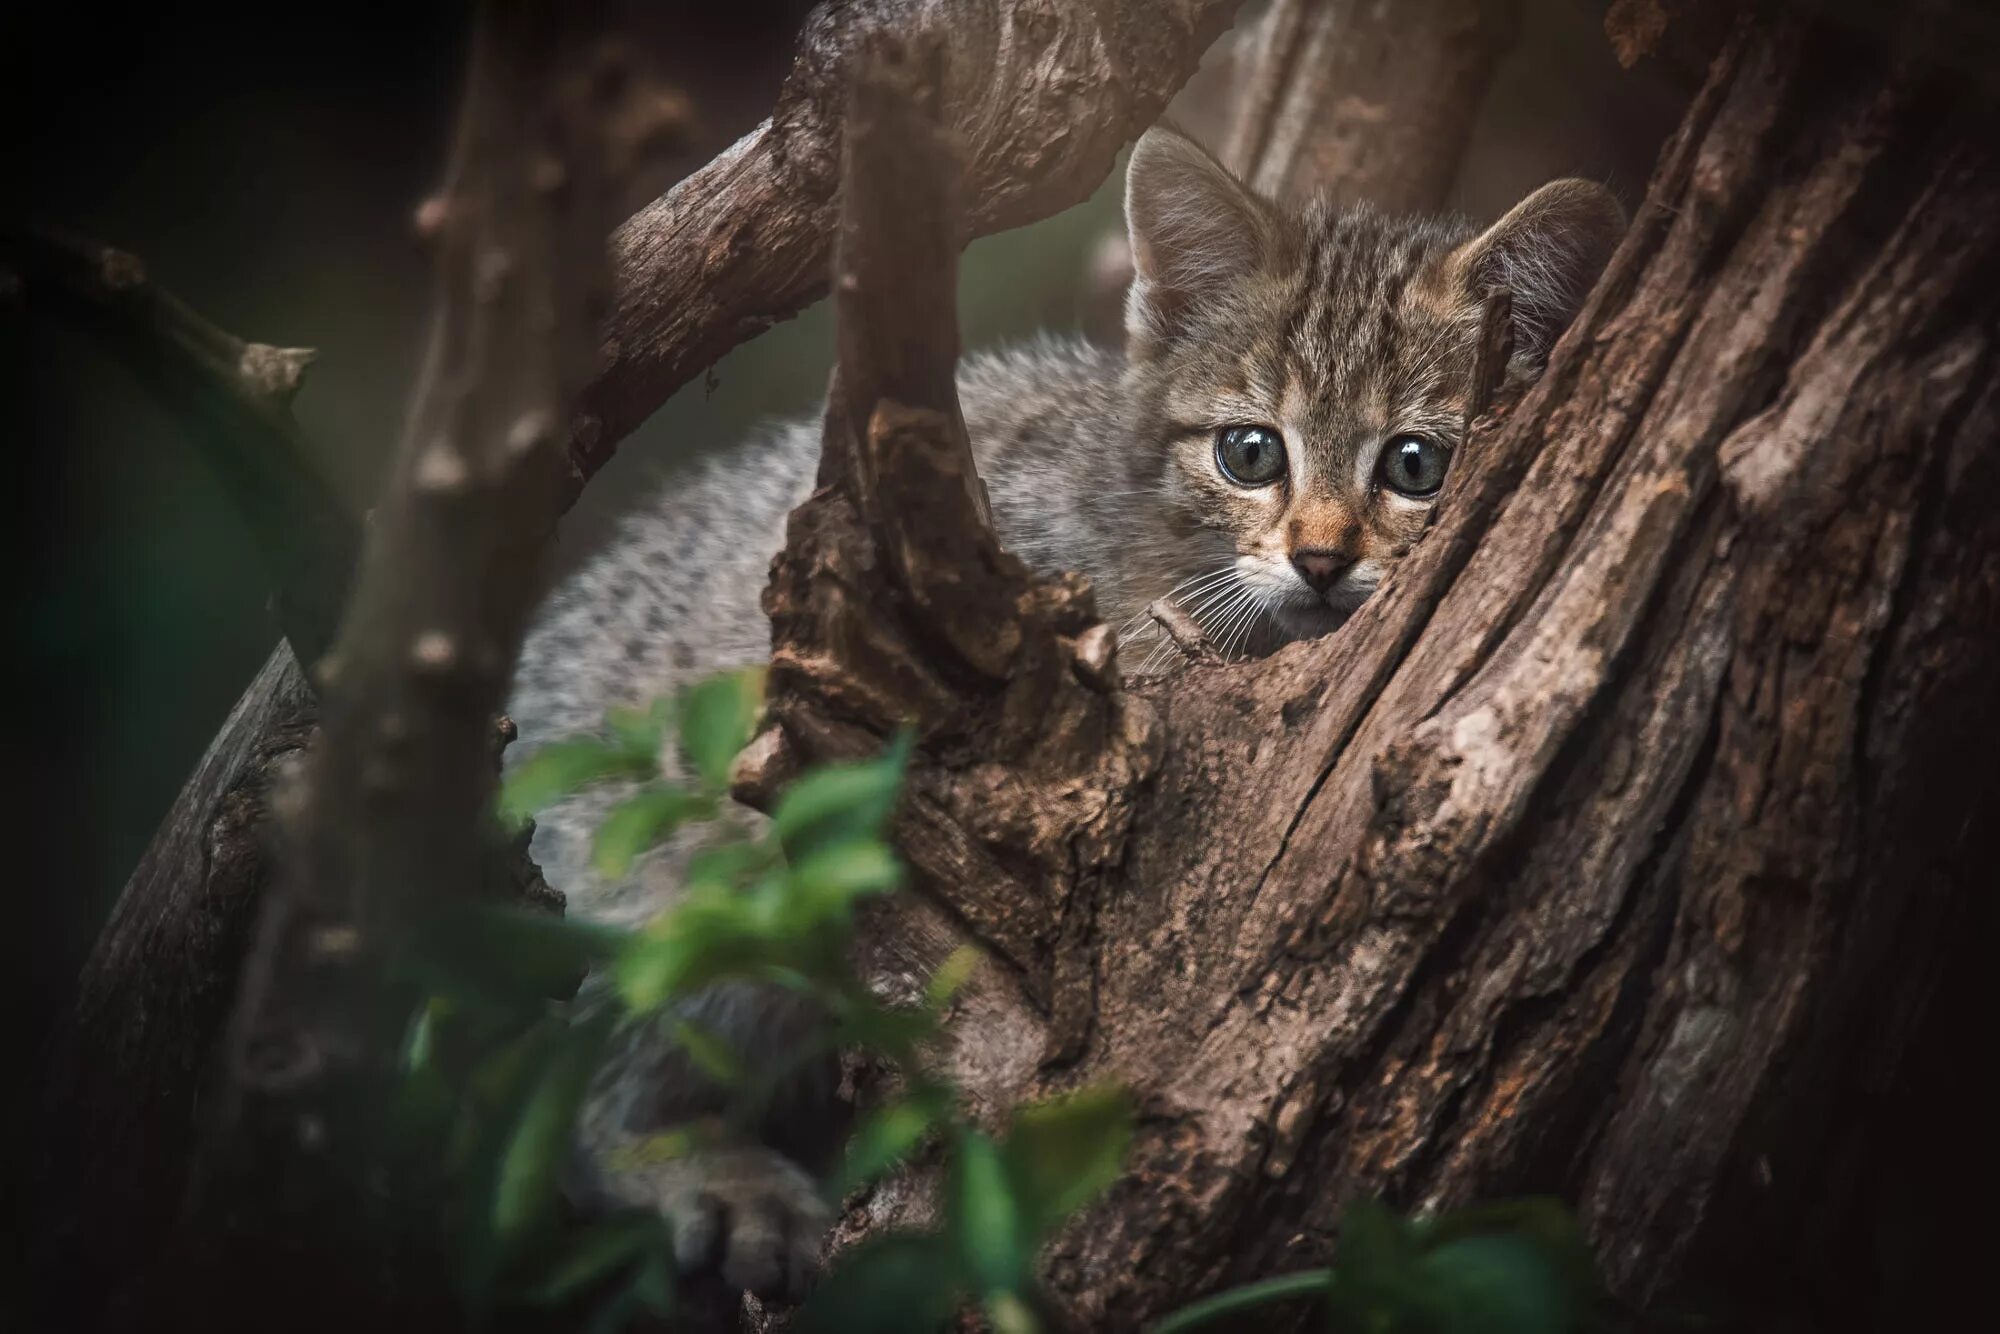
[[755, 35, 1161, 1059]]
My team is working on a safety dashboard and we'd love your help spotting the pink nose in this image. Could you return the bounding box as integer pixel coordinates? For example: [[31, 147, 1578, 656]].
[[1291, 550, 1352, 593]]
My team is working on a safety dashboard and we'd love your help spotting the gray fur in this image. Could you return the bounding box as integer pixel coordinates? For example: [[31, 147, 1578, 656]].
[[506, 126, 1625, 1298]]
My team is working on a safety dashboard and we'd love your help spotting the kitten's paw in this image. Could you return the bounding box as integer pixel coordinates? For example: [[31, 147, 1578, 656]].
[[647, 1147, 831, 1300]]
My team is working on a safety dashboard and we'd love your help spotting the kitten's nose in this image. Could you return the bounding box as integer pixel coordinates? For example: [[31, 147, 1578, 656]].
[[1291, 549, 1353, 594]]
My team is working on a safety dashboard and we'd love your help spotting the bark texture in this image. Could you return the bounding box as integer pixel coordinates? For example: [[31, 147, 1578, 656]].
[[763, 6, 2000, 1328]]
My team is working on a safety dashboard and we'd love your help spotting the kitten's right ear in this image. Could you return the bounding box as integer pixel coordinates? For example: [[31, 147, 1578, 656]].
[[1444, 178, 1626, 371], [1123, 127, 1275, 359]]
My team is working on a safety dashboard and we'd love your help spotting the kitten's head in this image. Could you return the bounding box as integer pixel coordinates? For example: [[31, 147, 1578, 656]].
[[1121, 126, 1625, 641]]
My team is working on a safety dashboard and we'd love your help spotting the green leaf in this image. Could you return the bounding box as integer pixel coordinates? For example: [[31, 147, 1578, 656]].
[[839, 1083, 953, 1192], [678, 668, 764, 791], [403, 906, 628, 1010], [592, 786, 714, 879], [953, 1129, 1027, 1297], [1415, 1233, 1573, 1334], [685, 840, 779, 892], [799, 1234, 965, 1334], [787, 838, 904, 909], [402, 995, 450, 1073], [832, 995, 939, 1063], [985, 1289, 1042, 1334], [613, 933, 697, 1014], [524, 1212, 670, 1305], [501, 737, 656, 826], [1001, 1084, 1133, 1235], [670, 1018, 746, 1086], [1148, 1270, 1335, 1334], [1323, 1198, 1429, 1330], [604, 697, 674, 756], [493, 1019, 609, 1249], [924, 945, 983, 1013], [769, 731, 911, 856], [631, 1249, 676, 1316]]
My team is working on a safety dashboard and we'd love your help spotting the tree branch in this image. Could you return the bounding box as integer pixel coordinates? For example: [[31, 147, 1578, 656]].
[[3, 226, 356, 665], [565, 0, 1246, 496], [758, 33, 1162, 1064], [179, 9, 649, 1316]]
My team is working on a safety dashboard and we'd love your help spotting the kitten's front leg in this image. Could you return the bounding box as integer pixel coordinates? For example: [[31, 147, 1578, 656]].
[[571, 980, 845, 1300]]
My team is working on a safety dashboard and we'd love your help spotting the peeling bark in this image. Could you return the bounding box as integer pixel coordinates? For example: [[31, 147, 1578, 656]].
[[765, 6, 2000, 1328]]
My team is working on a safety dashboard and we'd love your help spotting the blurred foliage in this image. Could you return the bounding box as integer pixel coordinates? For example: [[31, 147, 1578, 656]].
[[400, 667, 1136, 1330], [400, 666, 1608, 1332], [1155, 1198, 1605, 1334]]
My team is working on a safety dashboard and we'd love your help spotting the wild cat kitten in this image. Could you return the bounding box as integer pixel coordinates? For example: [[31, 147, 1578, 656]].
[[506, 126, 1624, 1296]]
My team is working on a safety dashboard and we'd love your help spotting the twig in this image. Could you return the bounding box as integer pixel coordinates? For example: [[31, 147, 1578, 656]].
[[1147, 597, 1220, 664], [4, 225, 356, 664]]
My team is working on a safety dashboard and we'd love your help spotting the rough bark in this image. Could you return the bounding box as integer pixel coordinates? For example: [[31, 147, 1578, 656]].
[[763, 5, 2000, 1328], [567, 0, 1246, 497]]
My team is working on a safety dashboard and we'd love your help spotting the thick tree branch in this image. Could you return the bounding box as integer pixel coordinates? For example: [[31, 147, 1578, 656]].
[[757, 34, 1162, 1064], [566, 0, 1245, 496]]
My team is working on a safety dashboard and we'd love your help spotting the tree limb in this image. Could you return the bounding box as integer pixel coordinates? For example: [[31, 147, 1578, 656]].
[[3, 226, 356, 665], [178, 9, 646, 1318], [566, 0, 1246, 496]]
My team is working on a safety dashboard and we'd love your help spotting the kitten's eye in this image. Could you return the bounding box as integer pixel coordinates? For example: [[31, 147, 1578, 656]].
[[1380, 434, 1451, 497], [1215, 425, 1287, 487]]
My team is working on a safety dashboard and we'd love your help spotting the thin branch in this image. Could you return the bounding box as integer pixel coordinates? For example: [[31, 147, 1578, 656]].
[[1147, 597, 1220, 664], [4, 225, 356, 664]]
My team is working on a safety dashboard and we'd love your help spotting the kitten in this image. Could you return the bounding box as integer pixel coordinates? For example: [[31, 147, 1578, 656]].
[[507, 126, 1624, 1296]]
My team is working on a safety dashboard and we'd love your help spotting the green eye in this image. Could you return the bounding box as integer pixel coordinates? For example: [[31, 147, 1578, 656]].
[[1380, 434, 1451, 497], [1215, 425, 1287, 487]]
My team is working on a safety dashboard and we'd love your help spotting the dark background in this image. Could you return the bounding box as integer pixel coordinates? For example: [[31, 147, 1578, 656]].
[[16, 1, 1684, 1043]]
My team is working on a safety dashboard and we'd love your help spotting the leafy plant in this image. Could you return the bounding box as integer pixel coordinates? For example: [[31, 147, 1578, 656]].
[[395, 668, 1138, 1330], [1152, 1197, 1603, 1334], [397, 666, 1608, 1333]]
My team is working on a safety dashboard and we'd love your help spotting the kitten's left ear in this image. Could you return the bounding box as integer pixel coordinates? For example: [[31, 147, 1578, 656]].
[[1446, 179, 1626, 370]]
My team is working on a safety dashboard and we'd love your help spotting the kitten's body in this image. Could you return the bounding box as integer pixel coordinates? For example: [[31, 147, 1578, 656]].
[[507, 126, 1624, 1297]]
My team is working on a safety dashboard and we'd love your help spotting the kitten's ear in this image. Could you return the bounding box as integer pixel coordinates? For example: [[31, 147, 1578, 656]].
[[1446, 178, 1626, 370], [1123, 126, 1276, 359]]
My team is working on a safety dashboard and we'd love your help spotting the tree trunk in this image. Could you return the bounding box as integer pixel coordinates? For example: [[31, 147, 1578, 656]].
[[762, 5, 2000, 1328]]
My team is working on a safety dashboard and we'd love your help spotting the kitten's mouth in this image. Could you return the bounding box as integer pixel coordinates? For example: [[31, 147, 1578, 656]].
[[1272, 575, 1376, 634]]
